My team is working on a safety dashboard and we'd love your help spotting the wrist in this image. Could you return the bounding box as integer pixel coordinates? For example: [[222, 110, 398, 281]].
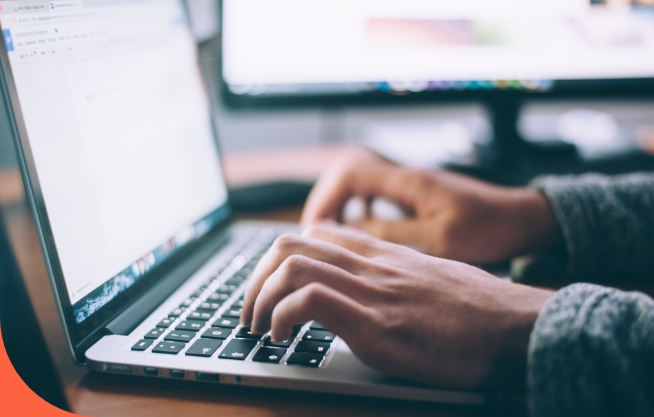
[[491, 285, 555, 392], [508, 188, 563, 255]]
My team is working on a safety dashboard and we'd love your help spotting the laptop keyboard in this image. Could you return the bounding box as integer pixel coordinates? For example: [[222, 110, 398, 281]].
[[130, 229, 335, 368]]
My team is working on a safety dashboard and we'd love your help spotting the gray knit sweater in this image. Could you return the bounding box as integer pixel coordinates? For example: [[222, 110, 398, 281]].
[[529, 173, 654, 417]]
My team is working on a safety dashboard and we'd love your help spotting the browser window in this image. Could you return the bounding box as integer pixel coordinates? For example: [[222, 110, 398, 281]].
[[1, 0, 229, 323]]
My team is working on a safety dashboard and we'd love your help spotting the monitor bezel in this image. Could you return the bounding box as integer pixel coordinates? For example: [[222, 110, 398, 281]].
[[0, 0, 234, 363], [221, 77, 654, 110]]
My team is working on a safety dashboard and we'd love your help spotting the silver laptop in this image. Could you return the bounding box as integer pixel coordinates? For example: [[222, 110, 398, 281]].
[[0, 0, 484, 405]]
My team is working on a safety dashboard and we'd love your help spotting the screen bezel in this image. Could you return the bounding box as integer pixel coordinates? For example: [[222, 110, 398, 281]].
[[219, 1, 654, 109], [222, 77, 654, 110], [0, 0, 234, 362]]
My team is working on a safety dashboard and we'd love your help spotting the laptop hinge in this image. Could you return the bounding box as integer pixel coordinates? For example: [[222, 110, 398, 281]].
[[104, 229, 232, 336]]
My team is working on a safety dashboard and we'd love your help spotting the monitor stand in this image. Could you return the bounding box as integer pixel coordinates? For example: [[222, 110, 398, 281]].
[[448, 94, 654, 186]]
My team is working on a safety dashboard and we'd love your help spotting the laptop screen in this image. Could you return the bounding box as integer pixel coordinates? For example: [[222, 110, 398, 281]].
[[0, 0, 229, 324]]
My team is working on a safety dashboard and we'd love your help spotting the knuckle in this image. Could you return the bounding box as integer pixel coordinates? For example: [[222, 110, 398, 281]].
[[411, 169, 433, 192], [302, 283, 326, 308], [330, 157, 357, 181], [379, 312, 404, 334], [273, 233, 300, 253], [281, 254, 309, 276]]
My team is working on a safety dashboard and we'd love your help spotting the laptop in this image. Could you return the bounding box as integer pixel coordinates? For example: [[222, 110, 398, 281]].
[[0, 0, 485, 405]]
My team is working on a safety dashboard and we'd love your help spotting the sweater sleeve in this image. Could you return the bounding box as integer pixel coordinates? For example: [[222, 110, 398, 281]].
[[527, 283, 654, 417], [531, 173, 654, 280]]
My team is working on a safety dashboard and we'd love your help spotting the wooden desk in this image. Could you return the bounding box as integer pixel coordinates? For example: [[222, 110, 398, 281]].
[[0, 149, 490, 417]]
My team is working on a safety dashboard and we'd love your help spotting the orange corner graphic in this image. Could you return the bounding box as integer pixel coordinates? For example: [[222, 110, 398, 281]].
[[0, 331, 82, 416]]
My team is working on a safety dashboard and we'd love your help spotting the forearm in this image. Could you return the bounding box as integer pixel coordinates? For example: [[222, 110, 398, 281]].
[[531, 173, 654, 281], [527, 283, 654, 417]]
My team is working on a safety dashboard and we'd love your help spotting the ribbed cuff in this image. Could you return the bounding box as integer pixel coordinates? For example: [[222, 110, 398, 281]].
[[527, 283, 654, 417], [529, 176, 600, 277], [527, 283, 610, 417]]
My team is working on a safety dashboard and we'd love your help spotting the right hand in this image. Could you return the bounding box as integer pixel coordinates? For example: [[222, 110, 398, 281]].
[[242, 222, 554, 390], [301, 147, 562, 264]]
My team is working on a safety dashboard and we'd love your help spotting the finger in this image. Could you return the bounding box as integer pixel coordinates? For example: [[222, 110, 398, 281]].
[[270, 282, 373, 344], [300, 149, 382, 225], [354, 219, 428, 249], [303, 220, 386, 257], [250, 255, 371, 334], [241, 233, 367, 326], [300, 159, 420, 227]]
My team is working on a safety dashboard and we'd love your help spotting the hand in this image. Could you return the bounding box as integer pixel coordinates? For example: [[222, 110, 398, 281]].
[[241, 222, 554, 390], [301, 147, 562, 264]]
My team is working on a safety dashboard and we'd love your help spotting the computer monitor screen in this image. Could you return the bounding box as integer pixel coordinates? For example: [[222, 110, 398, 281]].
[[0, 0, 229, 324], [222, 0, 654, 100]]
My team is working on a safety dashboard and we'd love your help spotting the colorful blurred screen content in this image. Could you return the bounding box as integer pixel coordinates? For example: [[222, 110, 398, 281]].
[[222, 0, 654, 96], [1, 0, 229, 323]]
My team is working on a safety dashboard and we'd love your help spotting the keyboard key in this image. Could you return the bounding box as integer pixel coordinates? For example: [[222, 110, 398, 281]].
[[152, 341, 185, 355], [187, 311, 213, 321], [198, 302, 220, 311], [247, 240, 262, 250], [303, 330, 335, 343], [218, 339, 258, 360], [231, 299, 244, 308], [201, 327, 231, 340], [207, 293, 229, 302], [291, 324, 304, 336], [191, 288, 206, 298], [310, 321, 327, 330], [211, 316, 238, 329], [252, 347, 286, 363], [169, 308, 186, 318], [164, 330, 196, 343], [144, 328, 165, 339], [185, 339, 222, 357], [286, 352, 323, 367], [131, 339, 154, 351], [222, 308, 242, 318], [156, 318, 174, 328], [263, 336, 293, 348], [176, 320, 205, 331], [214, 287, 233, 296], [295, 341, 330, 354], [180, 298, 195, 307], [224, 276, 245, 286], [234, 327, 263, 340], [217, 284, 238, 293], [239, 267, 253, 275]]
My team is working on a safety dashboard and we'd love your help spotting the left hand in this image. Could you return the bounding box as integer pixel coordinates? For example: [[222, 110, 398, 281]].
[[241, 221, 554, 390], [300, 147, 562, 264]]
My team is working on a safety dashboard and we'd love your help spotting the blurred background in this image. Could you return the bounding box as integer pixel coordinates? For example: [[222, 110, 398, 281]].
[[2, 0, 654, 178]]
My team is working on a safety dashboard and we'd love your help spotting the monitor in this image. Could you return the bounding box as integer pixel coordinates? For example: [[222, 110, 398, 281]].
[[221, 0, 654, 161], [222, 0, 654, 102], [0, 0, 230, 336]]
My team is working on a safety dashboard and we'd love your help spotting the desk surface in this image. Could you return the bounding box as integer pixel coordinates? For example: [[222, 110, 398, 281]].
[[0, 148, 491, 417]]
